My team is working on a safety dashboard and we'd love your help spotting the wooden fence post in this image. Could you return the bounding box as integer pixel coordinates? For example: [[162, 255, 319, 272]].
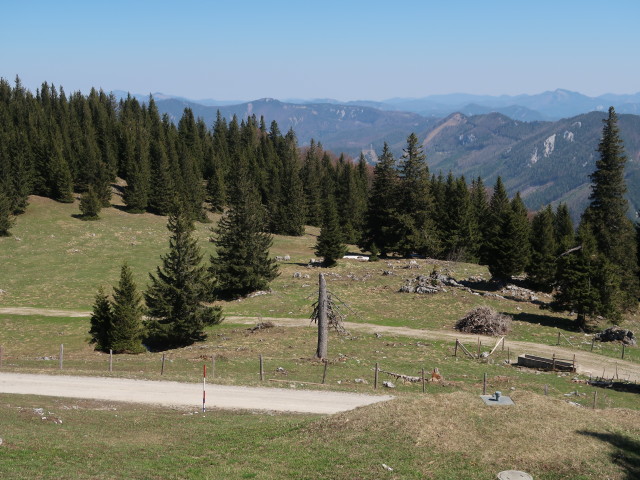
[[59, 344, 63, 370], [109, 349, 113, 372], [477, 338, 481, 358], [622, 344, 626, 360], [161, 353, 165, 375], [502, 337, 505, 352], [552, 353, 557, 371], [557, 332, 561, 346], [422, 368, 425, 394], [259, 354, 264, 381], [483, 373, 487, 395], [507, 347, 510, 364], [544, 384, 548, 396], [454, 339, 458, 357], [374, 362, 379, 390], [591, 338, 595, 352]]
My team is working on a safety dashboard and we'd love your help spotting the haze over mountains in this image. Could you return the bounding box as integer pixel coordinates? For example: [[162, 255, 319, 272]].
[[112, 89, 640, 220]]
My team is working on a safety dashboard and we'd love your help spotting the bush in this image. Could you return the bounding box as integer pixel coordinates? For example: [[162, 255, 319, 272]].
[[454, 306, 512, 336]]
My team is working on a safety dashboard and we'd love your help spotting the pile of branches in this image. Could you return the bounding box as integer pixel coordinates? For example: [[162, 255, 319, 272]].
[[454, 306, 512, 336]]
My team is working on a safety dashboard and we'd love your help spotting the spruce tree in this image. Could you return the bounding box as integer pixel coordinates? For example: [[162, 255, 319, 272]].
[[145, 201, 222, 349], [553, 203, 575, 255], [581, 106, 639, 310], [554, 223, 620, 330], [360, 143, 400, 256], [527, 206, 557, 292], [315, 197, 347, 267], [79, 185, 102, 220], [0, 190, 15, 236], [110, 263, 145, 353], [88, 287, 113, 352], [397, 133, 437, 256], [209, 175, 278, 298]]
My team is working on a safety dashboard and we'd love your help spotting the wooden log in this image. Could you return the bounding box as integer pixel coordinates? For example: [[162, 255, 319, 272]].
[[489, 336, 505, 357], [457, 340, 475, 358]]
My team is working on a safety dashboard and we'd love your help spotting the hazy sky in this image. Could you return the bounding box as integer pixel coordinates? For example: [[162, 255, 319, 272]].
[[1, 0, 638, 101]]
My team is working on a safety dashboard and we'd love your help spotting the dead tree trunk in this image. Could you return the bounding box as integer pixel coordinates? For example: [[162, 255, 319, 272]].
[[315, 273, 328, 360]]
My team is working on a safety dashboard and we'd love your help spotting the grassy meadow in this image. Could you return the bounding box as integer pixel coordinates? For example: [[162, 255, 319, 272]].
[[1, 195, 640, 479]]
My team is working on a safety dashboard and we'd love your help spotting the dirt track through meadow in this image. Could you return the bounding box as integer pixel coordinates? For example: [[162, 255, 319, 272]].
[[1, 307, 638, 384]]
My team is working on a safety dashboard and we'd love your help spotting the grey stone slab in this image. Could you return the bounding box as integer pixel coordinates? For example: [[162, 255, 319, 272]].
[[480, 394, 515, 406]]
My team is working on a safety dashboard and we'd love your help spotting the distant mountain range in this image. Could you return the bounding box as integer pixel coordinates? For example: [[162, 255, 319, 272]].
[[111, 89, 640, 220]]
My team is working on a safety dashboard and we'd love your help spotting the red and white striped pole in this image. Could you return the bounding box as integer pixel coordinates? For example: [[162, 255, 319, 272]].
[[202, 364, 207, 413]]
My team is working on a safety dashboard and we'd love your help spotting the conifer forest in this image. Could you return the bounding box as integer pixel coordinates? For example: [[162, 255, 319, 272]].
[[1, 77, 639, 334]]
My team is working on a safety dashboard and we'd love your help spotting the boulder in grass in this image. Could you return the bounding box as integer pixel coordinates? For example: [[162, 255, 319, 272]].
[[455, 306, 512, 336]]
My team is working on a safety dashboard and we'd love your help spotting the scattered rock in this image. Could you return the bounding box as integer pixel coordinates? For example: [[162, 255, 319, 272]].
[[276, 367, 287, 375], [354, 378, 368, 384], [382, 381, 395, 389], [501, 284, 539, 302], [382, 270, 394, 276], [595, 327, 636, 346], [382, 464, 393, 472], [247, 290, 269, 298], [400, 269, 464, 294]]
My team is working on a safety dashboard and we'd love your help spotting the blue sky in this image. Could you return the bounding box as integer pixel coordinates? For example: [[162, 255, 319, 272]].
[[1, 0, 638, 101]]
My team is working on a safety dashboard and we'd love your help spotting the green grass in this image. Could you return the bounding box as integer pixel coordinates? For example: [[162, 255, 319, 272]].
[[2, 196, 640, 479], [1, 391, 638, 479]]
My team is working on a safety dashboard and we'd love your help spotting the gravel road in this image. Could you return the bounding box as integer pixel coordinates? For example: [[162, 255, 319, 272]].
[[0, 372, 393, 414]]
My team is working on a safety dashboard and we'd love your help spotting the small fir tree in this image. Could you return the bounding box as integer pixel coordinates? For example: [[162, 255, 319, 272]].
[[110, 263, 146, 353], [209, 175, 279, 298], [315, 198, 347, 267], [79, 185, 102, 219], [88, 287, 113, 352], [145, 201, 222, 349]]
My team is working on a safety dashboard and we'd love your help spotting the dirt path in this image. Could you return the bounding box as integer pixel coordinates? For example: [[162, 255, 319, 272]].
[[227, 316, 640, 383], [1, 308, 638, 382], [0, 372, 393, 414]]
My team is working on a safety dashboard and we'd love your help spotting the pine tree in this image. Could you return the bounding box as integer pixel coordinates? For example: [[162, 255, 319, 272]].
[[79, 185, 102, 220], [315, 197, 347, 267], [145, 202, 222, 349], [527, 206, 557, 292], [209, 175, 279, 298], [0, 190, 15, 236], [88, 287, 113, 352], [110, 263, 145, 353]]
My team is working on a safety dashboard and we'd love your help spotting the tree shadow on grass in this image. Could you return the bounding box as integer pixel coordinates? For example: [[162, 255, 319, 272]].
[[577, 430, 640, 480], [510, 311, 577, 331]]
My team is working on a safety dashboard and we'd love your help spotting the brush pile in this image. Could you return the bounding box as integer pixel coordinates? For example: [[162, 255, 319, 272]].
[[455, 306, 512, 336]]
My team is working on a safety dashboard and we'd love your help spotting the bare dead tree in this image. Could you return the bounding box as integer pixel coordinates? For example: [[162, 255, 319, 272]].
[[310, 273, 347, 360]]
